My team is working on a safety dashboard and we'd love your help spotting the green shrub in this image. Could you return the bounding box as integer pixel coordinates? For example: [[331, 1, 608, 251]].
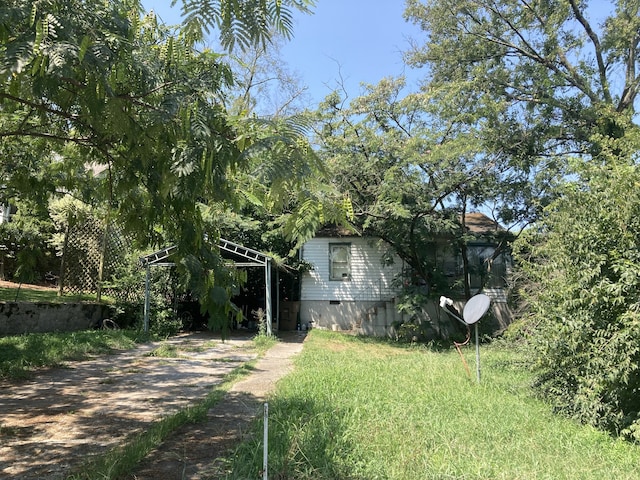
[[514, 154, 640, 440], [150, 308, 182, 338]]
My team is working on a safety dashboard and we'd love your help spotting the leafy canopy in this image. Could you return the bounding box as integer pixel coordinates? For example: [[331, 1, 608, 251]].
[[405, 0, 640, 222], [0, 0, 316, 331]]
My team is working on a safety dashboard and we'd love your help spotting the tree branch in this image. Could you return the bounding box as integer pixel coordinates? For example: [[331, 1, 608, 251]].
[[568, 0, 611, 103], [0, 130, 95, 145], [465, 2, 600, 104], [0, 92, 81, 123], [617, 33, 640, 112]]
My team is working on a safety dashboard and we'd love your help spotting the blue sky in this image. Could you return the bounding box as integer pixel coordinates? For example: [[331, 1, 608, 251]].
[[143, 1, 424, 107], [143, 1, 618, 108], [279, 1, 424, 105]]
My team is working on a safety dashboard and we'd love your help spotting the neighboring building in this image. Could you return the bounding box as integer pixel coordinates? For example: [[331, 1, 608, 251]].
[[447, 212, 512, 292], [298, 213, 513, 337], [456, 212, 513, 333]]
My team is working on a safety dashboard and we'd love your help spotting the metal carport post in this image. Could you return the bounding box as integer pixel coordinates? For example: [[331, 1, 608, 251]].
[[218, 238, 274, 336]]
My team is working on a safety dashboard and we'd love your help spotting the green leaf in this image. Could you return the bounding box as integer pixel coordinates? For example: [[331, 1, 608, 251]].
[[78, 35, 91, 62]]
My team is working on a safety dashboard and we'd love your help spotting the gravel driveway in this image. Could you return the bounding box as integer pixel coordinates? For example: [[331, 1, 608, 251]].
[[0, 331, 305, 479]]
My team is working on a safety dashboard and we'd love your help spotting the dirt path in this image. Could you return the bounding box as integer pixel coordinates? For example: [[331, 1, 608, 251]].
[[0, 331, 306, 479]]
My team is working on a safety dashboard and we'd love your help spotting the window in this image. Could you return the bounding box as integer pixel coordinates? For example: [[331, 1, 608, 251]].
[[329, 243, 351, 280]]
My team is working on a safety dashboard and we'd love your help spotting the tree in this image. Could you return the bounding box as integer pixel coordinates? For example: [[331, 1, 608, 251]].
[[311, 77, 512, 300], [513, 129, 640, 439], [224, 34, 311, 118], [213, 32, 335, 254], [0, 0, 316, 331], [403, 0, 640, 435], [404, 0, 640, 219], [403, 0, 640, 274]]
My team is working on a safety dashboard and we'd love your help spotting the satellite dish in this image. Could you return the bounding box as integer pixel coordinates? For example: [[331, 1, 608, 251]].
[[462, 294, 491, 325]]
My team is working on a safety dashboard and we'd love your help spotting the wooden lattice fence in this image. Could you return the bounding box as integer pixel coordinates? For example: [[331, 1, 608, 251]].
[[58, 214, 141, 303]]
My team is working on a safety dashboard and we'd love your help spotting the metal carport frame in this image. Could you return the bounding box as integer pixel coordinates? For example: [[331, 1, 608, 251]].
[[139, 239, 274, 335]]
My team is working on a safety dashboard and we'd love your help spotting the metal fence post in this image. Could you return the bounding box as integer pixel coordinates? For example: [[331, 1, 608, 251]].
[[263, 402, 269, 480]]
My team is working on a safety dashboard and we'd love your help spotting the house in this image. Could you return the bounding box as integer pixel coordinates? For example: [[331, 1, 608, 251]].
[[450, 212, 514, 334], [297, 213, 513, 337], [298, 226, 405, 335], [452, 212, 512, 290]]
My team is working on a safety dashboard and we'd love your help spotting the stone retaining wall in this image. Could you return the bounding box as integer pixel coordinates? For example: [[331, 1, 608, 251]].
[[0, 302, 115, 335]]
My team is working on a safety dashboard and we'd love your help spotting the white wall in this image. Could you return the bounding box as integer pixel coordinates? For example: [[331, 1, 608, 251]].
[[300, 236, 403, 302], [299, 235, 514, 336], [299, 236, 404, 335]]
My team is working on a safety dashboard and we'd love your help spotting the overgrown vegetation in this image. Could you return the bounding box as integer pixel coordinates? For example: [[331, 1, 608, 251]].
[[514, 149, 640, 440], [0, 0, 331, 334], [2, 0, 640, 449], [251, 307, 280, 353], [403, 0, 640, 443], [226, 331, 640, 479]]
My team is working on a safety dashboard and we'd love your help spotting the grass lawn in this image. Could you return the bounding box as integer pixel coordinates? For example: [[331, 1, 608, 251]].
[[0, 284, 106, 303], [227, 330, 640, 480], [0, 330, 141, 380]]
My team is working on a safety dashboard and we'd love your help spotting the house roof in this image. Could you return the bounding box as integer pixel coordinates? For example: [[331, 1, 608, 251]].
[[463, 212, 505, 234], [314, 224, 361, 238], [314, 213, 504, 238]]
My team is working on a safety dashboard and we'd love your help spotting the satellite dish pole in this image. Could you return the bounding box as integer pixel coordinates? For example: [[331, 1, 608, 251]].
[[439, 294, 491, 383]]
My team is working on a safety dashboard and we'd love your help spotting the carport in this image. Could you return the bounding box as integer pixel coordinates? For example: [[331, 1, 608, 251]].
[[139, 238, 275, 335]]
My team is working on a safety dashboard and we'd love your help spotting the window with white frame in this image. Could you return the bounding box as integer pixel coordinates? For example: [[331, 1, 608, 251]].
[[329, 243, 351, 280]]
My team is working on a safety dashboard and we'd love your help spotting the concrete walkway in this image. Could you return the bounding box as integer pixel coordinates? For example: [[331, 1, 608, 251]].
[[129, 331, 307, 479]]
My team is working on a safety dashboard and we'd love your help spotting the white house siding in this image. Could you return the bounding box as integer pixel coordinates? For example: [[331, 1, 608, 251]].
[[482, 287, 513, 333], [300, 237, 404, 334]]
